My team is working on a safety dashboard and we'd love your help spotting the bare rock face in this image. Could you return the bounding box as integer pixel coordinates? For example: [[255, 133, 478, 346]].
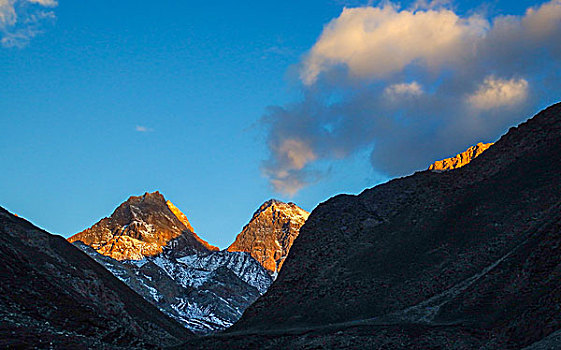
[[165, 200, 195, 232], [68, 191, 215, 260], [429, 142, 493, 171], [0, 207, 191, 348], [227, 200, 309, 276], [96, 235, 162, 260]]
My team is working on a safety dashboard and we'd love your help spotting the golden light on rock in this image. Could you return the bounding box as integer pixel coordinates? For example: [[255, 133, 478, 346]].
[[429, 142, 493, 171]]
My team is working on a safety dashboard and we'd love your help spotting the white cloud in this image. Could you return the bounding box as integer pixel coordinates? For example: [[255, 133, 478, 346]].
[[263, 1, 561, 195], [27, 0, 57, 6], [384, 82, 424, 99], [0, 0, 57, 47], [0, 0, 17, 28], [301, 4, 489, 84], [300, 1, 561, 85], [270, 177, 308, 197], [135, 125, 154, 132], [412, 0, 452, 11], [277, 139, 317, 171], [467, 76, 529, 110], [522, 0, 561, 39], [265, 138, 317, 195]]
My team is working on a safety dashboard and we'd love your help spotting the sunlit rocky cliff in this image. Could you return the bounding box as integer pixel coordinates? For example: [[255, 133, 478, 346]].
[[429, 142, 493, 171], [67, 191, 217, 260], [227, 200, 309, 276]]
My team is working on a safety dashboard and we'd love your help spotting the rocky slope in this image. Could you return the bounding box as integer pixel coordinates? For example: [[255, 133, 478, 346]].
[[0, 207, 191, 349], [74, 239, 272, 335], [428, 142, 493, 171], [183, 103, 561, 349], [227, 200, 309, 276], [68, 191, 217, 260], [69, 198, 306, 334]]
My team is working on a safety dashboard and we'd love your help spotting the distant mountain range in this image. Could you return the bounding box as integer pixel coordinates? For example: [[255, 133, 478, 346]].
[[67, 192, 308, 334]]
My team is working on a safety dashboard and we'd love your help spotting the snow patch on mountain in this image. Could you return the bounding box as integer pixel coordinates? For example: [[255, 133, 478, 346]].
[[74, 239, 272, 334]]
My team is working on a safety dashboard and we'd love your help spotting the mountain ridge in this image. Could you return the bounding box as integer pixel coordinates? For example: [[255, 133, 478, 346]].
[[428, 142, 494, 171]]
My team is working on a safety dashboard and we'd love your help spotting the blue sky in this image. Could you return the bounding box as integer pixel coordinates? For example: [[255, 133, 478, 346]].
[[1, 0, 559, 248]]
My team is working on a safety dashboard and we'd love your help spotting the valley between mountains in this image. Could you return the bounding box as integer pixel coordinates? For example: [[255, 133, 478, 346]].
[[1, 103, 560, 349]]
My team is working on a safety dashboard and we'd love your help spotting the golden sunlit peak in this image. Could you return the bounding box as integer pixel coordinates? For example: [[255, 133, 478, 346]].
[[429, 142, 493, 171]]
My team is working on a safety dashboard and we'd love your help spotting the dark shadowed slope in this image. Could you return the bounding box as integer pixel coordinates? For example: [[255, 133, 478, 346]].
[[0, 207, 191, 349], [181, 103, 561, 349]]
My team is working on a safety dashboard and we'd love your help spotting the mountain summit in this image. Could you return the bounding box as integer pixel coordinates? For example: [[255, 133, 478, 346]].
[[68, 191, 217, 260], [227, 199, 309, 276], [428, 142, 493, 171]]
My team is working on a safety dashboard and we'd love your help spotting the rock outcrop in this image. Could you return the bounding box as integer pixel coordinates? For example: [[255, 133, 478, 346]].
[[227, 200, 309, 276], [0, 207, 191, 349], [183, 103, 561, 349], [428, 142, 493, 171], [68, 191, 216, 260]]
